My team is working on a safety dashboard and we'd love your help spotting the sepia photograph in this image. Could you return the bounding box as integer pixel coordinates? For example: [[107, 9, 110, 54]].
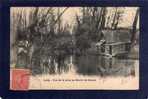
[[10, 7, 139, 90]]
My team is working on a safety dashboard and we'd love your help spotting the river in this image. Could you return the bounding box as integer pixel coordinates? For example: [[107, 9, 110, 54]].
[[39, 54, 138, 77]]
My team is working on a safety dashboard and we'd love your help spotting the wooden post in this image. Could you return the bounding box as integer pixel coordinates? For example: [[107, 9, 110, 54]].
[[109, 45, 112, 55]]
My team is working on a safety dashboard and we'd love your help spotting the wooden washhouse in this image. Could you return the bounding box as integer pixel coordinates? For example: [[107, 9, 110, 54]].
[[96, 29, 131, 57]]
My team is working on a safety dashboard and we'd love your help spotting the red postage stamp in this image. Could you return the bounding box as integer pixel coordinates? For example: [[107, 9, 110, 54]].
[[10, 69, 30, 90]]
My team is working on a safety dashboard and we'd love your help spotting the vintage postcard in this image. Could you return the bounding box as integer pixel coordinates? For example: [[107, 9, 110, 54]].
[[10, 7, 139, 90]]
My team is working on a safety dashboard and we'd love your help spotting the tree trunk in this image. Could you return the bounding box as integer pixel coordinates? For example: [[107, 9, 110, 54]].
[[100, 7, 107, 30], [131, 8, 139, 46]]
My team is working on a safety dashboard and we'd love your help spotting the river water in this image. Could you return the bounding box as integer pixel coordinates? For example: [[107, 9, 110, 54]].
[[40, 54, 138, 77]]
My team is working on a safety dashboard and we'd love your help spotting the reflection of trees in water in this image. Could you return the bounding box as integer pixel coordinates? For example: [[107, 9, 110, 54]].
[[19, 50, 136, 76], [56, 54, 68, 74], [74, 55, 135, 77], [74, 55, 100, 75], [31, 50, 70, 75]]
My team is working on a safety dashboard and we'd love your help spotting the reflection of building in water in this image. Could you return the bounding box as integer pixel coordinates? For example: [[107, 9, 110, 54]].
[[98, 57, 135, 76], [74, 55, 135, 76]]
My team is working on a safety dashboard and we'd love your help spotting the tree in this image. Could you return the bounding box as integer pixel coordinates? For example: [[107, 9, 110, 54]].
[[11, 8, 56, 70], [11, 9, 30, 68], [131, 8, 139, 46], [106, 7, 124, 29], [74, 7, 107, 54]]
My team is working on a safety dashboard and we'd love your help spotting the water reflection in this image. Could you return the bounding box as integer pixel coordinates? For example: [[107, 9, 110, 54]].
[[74, 55, 136, 77], [32, 54, 137, 77]]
